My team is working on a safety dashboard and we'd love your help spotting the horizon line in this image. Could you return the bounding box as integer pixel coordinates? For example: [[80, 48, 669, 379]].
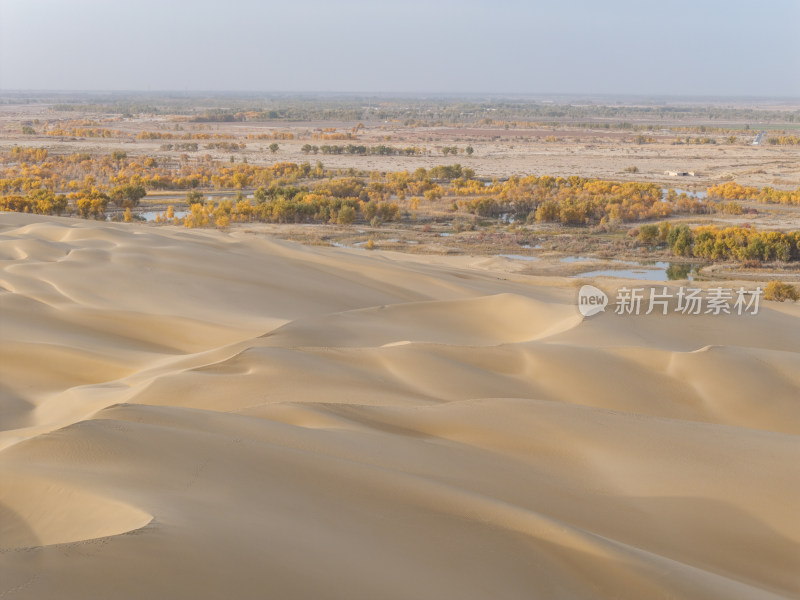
[[2, 90, 800, 103]]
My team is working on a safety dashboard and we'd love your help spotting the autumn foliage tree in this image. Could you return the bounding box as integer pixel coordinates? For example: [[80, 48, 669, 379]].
[[73, 190, 110, 219]]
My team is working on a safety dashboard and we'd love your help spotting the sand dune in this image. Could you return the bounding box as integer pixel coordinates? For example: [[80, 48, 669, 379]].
[[1, 212, 798, 599]]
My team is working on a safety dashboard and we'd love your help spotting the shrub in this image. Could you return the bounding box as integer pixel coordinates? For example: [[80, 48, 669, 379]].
[[719, 201, 743, 215], [337, 205, 356, 224], [764, 280, 799, 302], [535, 200, 560, 223]]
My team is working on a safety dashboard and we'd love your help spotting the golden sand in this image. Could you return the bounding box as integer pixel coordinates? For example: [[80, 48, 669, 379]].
[[1, 213, 798, 599]]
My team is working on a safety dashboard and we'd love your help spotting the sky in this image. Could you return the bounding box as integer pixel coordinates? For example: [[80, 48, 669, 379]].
[[1, 0, 798, 97]]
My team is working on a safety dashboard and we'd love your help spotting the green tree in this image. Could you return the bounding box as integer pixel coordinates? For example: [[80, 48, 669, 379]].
[[186, 190, 204, 205], [337, 205, 356, 224], [638, 224, 659, 246], [658, 221, 672, 242], [110, 184, 146, 208], [667, 224, 694, 257], [253, 186, 268, 203]]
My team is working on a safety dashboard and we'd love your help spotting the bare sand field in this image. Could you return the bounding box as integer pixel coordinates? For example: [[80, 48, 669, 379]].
[[1, 212, 798, 599]]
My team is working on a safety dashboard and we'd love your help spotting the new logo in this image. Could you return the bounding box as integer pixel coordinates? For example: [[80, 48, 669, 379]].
[[578, 285, 608, 317]]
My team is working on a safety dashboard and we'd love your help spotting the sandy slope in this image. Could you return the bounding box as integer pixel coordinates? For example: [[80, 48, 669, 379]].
[[1, 213, 798, 600]]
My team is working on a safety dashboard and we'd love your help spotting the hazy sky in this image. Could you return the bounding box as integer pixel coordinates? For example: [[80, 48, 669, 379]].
[[1, 0, 798, 96]]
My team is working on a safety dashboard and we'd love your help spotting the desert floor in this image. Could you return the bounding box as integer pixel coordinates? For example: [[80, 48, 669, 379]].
[[1, 103, 799, 191], [1, 212, 798, 599]]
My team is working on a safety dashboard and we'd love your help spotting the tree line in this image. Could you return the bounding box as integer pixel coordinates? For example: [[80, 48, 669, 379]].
[[707, 182, 800, 206], [661, 224, 800, 262], [301, 144, 426, 156]]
